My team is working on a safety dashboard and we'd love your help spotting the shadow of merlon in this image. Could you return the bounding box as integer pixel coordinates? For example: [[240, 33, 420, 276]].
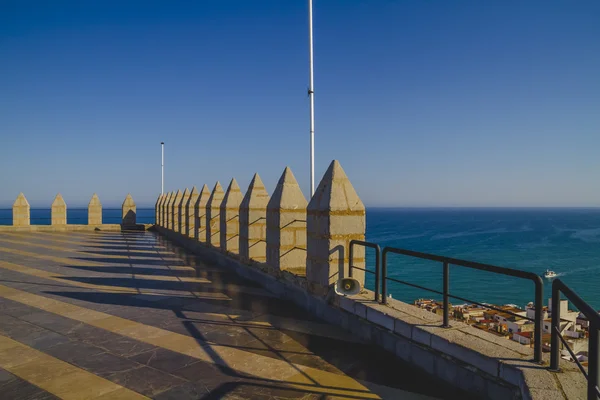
[[121, 209, 140, 229]]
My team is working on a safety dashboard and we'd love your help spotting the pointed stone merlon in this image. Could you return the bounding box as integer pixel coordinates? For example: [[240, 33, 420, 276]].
[[220, 179, 243, 254], [306, 160, 366, 295], [159, 193, 168, 226], [171, 190, 183, 231], [122, 194, 137, 226], [194, 185, 210, 241], [206, 182, 224, 247], [88, 194, 102, 225], [185, 187, 200, 237], [12, 193, 30, 226], [155, 194, 164, 226], [178, 188, 191, 234], [240, 174, 270, 263], [163, 192, 173, 228], [51, 194, 67, 225], [266, 167, 308, 275]]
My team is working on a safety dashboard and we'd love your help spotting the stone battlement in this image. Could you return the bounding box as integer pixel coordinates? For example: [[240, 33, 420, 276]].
[[154, 159, 585, 400], [155, 160, 366, 295], [0, 193, 150, 232]]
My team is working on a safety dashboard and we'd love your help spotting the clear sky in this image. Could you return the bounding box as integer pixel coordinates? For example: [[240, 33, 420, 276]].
[[1, 1, 599, 208]]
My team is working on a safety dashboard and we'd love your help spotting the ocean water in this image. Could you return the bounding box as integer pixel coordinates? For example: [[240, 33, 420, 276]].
[[0, 207, 598, 310], [365, 208, 600, 311]]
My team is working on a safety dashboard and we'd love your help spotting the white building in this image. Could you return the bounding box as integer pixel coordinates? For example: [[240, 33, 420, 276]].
[[526, 302, 548, 321], [548, 299, 579, 324], [512, 331, 533, 345]]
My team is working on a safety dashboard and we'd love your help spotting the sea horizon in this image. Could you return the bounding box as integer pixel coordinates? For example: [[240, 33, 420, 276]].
[[364, 208, 600, 311], [1, 207, 598, 310]]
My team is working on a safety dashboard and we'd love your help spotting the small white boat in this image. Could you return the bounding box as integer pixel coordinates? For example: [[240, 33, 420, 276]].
[[544, 270, 557, 279]]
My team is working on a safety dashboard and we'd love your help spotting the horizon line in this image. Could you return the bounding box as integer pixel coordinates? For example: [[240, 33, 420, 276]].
[[0, 205, 599, 210]]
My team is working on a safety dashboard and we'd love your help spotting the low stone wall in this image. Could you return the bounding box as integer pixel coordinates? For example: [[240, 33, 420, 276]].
[[0, 224, 153, 232], [153, 159, 584, 400], [2, 193, 143, 229], [157, 225, 584, 400], [156, 160, 365, 295]]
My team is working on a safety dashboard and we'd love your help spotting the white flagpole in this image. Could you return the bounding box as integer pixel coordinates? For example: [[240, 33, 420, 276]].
[[161, 142, 164, 194], [308, 0, 315, 196]]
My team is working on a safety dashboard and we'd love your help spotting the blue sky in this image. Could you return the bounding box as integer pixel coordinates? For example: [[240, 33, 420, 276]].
[[1, 1, 599, 208]]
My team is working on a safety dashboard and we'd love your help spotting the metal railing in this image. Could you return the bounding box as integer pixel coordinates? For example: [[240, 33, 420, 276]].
[[550, 279, 599, 399], [379, 246, 544, 363], [349, 240, 381, 302]]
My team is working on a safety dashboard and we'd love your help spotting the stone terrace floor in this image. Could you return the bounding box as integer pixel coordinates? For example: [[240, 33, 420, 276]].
[[0, 231, 476, 399]]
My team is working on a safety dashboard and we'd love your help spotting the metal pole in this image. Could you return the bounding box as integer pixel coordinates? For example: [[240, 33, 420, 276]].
[[382, 249, 388, 305], [348, 242, 354, 278], [161, 142, 164, 194], [375, 245, 381, 303], [443, 262, 450, 328], [550, 284, 561, 371], [533, 277, 543, 363], [589, 321, 600, 400], [308, 0, 315, 196]]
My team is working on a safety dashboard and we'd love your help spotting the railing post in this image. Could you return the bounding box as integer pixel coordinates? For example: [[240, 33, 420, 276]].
[[375, 245, 381, 303], [533, 276, 543, 363], [442, 261, 450, 328], [382, 249, 388, 305], [550, 281, 561, 371], [589, 321, 600, 400], [348, 242, 354, 278]]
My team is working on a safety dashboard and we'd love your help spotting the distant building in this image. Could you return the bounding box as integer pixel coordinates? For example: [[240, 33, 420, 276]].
[[542, 299, 582, 339], [525, 302, 548, 321], [512, 331, 533, 345], [413, 299, 452, 316], [453, 304, 485, 321]]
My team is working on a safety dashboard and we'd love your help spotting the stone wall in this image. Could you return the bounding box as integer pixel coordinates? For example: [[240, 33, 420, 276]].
[[220, 179, 243, 255], [51, 194, 67, 225], [239, 174, 269, 264], [155, 160, 365, 291], [152, 159, 582, 400], [2, 193, 149, 231], [89, 194, 103, 225]]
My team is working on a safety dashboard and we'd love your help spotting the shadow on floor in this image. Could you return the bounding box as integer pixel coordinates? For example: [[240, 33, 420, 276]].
[[33, 231, 479, 399]]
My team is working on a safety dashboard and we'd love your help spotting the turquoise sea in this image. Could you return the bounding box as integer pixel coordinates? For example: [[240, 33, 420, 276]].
[[364, 208, 600, 311], [1, 207, 598, 310]]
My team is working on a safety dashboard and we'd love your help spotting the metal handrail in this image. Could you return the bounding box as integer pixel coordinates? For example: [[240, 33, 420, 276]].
[[550, 279, 599, 400], [349, 240, 381, 302], [381, 246, 544, 363]]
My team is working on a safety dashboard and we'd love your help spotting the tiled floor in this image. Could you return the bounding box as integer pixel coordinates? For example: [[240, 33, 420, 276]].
[[0, 231, 476, 399]]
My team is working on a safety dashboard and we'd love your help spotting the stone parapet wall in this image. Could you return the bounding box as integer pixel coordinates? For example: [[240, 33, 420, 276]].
[[206, 182, 224, 247], [4, 193, 145, 229], [155, 160, 363, 292], [153, 158, 582, 400], [155, 225, 585, 400], [239, 174, 269, 264], [220, 179, 243, 255], [0, 224, 151, 232], [89, 193, 103, 225]]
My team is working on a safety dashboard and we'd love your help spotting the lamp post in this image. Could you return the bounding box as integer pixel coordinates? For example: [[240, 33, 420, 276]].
[[161, 142, 164, 194], [308, 0, 315, 196]]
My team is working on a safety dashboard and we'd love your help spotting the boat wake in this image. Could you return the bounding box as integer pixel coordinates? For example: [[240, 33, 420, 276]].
[[554, 265, 600, 277]]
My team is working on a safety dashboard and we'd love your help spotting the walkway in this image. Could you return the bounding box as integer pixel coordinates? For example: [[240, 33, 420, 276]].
[[0, 231, 474, 399]]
